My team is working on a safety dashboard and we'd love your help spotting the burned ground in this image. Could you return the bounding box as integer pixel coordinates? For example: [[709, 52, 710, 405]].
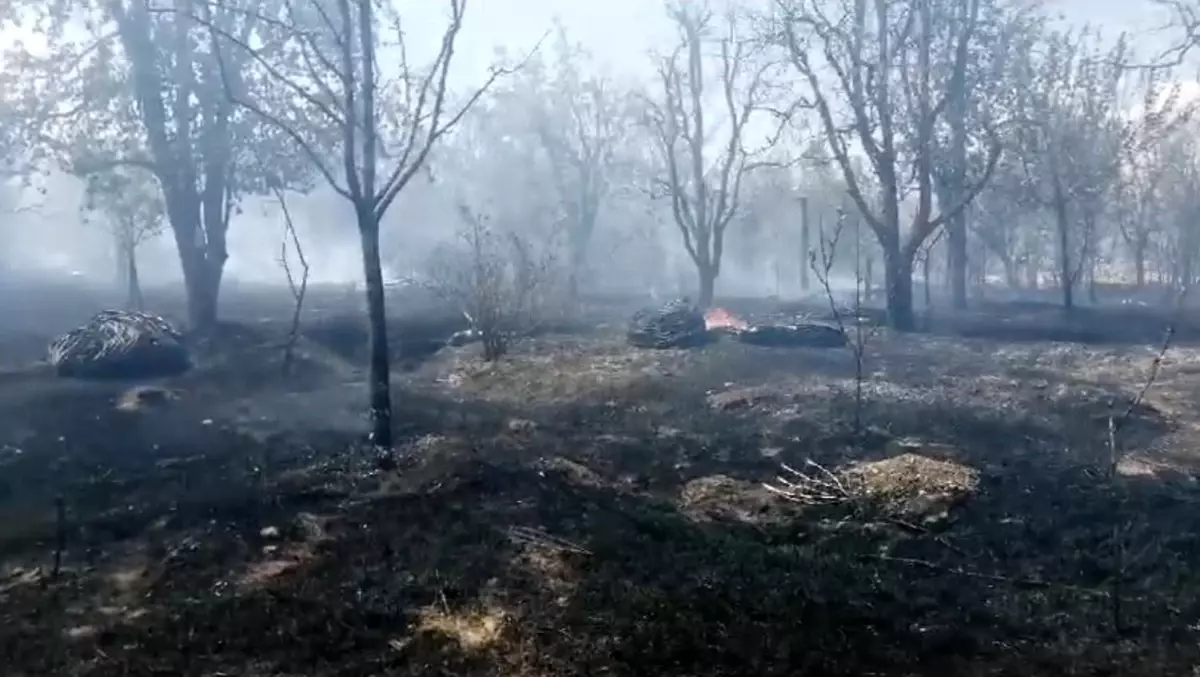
[[1, 283, 1199, 676]]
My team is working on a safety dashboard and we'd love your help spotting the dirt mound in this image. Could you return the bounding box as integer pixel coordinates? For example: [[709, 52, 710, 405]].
[[679, 474, 797, 524], [846, 453, 981, 522]]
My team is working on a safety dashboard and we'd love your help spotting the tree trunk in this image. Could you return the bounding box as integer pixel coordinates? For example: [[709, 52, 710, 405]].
[[126, 247, 144, 311], [945, 28, 969, 309], [357, 212, 393, 450], [799, 196, 811, 291], [165, 199, 223, 333], [864, 256, 875, 301], [697, 262, 717, 308], [566, 244, 588, 307], [1133, 240, 1146, 288], [922, 252, 932, 308], [884, 249, 915, 331], [948, 213, 968, 309], [1055, 198, 1074, 311], [178, 246, 220, 331], [1002, 254, 1019, 289]]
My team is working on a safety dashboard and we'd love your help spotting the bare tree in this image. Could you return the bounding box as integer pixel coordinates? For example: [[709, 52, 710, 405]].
[[80, 167, 167, 311], [772, 0, 1003, 330], [0, 0, 311, 332], [929, 0, 1034, 307], [1012, 29, 1189, 309], [646, 2, 776, 308], [201, 0, 522, 451], [511, 25, 635, 300], [1114, 68, 1191, 288], [1154, 128, 1200, 288]]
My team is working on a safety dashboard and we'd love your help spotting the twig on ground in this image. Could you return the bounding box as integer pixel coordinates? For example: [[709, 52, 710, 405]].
[[868, 554, 1113, 598], [764, 459, 853, 505], [506, 526, 591, 555]]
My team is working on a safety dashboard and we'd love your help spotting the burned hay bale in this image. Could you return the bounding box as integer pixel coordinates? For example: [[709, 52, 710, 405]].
[[47, 310, 189, 379], [626, 298, 708, 349], [736, 322, 847, 348]]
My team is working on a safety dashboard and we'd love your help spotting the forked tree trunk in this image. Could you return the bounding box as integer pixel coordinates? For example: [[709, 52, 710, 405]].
[[357, 209, 394, 450]]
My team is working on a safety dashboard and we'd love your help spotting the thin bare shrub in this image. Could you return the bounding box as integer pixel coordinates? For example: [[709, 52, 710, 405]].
[[424, 204, 565, 360]]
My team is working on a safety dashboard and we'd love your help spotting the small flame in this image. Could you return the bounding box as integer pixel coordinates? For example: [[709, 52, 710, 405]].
[[705, 307, 749, 331]]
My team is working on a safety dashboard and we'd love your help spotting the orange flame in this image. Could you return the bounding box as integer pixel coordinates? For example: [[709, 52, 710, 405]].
[[704, 307, 749, 332]]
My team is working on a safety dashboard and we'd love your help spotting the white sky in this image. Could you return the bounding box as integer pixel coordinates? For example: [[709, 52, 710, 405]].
[[430, 0, 1189, 76]]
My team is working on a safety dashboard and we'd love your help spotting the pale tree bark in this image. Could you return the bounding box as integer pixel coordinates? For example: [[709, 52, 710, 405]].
[[647, 3, 773, 308], [774, 0, 1000, 330]]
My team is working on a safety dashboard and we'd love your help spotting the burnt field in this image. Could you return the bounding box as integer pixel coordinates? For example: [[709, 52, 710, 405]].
[[2, 281, 1200, 676]]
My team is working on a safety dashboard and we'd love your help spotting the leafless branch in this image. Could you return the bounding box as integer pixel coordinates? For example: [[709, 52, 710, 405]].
[[273, 185, 309, 375]]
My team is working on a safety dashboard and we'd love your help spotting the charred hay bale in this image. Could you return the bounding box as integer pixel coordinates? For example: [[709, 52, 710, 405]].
[[47, 310, 189, 379], [736, 322, 847, 348], [626, 298, 708, 349]]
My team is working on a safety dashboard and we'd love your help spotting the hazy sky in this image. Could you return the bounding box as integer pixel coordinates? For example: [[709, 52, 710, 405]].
[[433, 0, 1187, 77], [4, 0, 1196, 285]]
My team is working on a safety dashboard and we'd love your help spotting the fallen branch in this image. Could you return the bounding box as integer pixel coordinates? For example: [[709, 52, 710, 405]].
[[764, 459, 853, 505], [505, 525, 591, 555], [867, 554, 1114, 598]]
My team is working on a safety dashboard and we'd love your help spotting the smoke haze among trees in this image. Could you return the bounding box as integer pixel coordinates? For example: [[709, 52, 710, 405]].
[[0, 0, 1199, 344]]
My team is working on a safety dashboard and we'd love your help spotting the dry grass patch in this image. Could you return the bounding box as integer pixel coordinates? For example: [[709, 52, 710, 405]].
[[431, 336, 674, 405], [413, 605, 509, 652]]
